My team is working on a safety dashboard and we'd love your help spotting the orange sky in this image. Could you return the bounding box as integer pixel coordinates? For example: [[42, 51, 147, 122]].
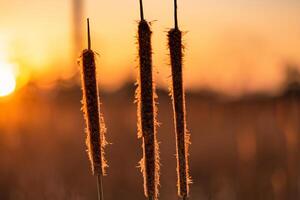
[[0, 0, 300, 95]]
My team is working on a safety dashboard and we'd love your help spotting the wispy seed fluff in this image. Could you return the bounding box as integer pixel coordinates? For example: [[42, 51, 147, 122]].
[[136, 19, 160, 200], [81, 49, 107, 176], [168, 27, 191, 198]]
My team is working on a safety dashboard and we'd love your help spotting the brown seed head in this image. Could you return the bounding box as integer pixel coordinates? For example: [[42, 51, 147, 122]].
[[136, 19, 160, 200], [81, 49, 107, 176], [168, 28, 191, 198]]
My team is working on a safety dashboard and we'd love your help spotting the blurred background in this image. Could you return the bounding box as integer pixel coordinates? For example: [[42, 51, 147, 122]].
[[0, 0, 300, 199]]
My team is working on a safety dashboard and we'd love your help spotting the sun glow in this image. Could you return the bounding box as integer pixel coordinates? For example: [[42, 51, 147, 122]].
[[0, 63, 16, 97]]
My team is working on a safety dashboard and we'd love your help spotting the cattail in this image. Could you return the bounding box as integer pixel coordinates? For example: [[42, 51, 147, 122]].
[[135, 0, 160, 199], [168, 0, 191, 199], [80, 18, 107, 200]]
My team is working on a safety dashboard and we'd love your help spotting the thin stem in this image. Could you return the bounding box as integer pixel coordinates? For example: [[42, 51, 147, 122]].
[[182, 196, 188, 200], [139, 0, 144, 21], [87, 18, 91, 50], [174, 0, 178, 29], [176, 195, 188, 200], [96, 175, 104, 200]]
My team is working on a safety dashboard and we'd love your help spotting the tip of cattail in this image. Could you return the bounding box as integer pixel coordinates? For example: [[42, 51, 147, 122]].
[[168, 27, 182, 38], [138, 19, 150, 32], [174, 0, 178, 29], [87, 18, 91, 50], [168, 28, 182, 63], [139, 0, 144, 21]]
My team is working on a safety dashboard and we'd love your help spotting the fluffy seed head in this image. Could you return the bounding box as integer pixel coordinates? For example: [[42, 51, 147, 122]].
[[168, 27, 191, 198], [136, 19, 160, 200], [81, 49, 107, 176]]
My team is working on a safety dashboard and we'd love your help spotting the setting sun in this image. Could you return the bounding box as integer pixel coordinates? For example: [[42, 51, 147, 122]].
[[0, 64, 16, 97]]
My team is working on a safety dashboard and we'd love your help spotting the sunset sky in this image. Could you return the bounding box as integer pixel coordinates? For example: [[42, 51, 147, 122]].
[[0, 0, 300, 95]]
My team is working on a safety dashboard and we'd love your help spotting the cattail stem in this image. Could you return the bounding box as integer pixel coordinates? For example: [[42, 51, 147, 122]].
[[139, 0, 144, 21], [87, 18, 91, 50], [174, 0, 178, 30], [136, 11, 159, 200], [168, 2, 190, 198], [81, 18, 107, 200], [97, 175, 104, 200]]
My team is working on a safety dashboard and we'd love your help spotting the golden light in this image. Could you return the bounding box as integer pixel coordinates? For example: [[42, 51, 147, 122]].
[[0, 63, 16, 97]]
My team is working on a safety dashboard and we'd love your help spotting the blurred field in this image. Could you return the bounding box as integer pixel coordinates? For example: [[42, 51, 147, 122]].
[[0, 80, 299, 200]]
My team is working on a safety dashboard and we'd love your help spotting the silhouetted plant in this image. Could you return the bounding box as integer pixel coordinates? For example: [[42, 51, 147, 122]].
[[168, 0, 191, 199], [135, 0, 160, 199], [80, 18, 107, 200]]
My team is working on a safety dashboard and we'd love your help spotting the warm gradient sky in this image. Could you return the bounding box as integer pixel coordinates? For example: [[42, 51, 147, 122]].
[[0, 0, 300, 95]]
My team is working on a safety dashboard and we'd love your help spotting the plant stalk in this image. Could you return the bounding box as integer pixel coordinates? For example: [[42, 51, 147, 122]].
[[174, 0, 178, 29], [87, 18, 91, 50], [139, 0, 144, 21], [97, 175, 104, 200]]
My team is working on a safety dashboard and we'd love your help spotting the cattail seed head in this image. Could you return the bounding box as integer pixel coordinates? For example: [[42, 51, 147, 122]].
[[81, 48, 107, 176], [168, 27, 191, 198], [136, 19, 160, 200]]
